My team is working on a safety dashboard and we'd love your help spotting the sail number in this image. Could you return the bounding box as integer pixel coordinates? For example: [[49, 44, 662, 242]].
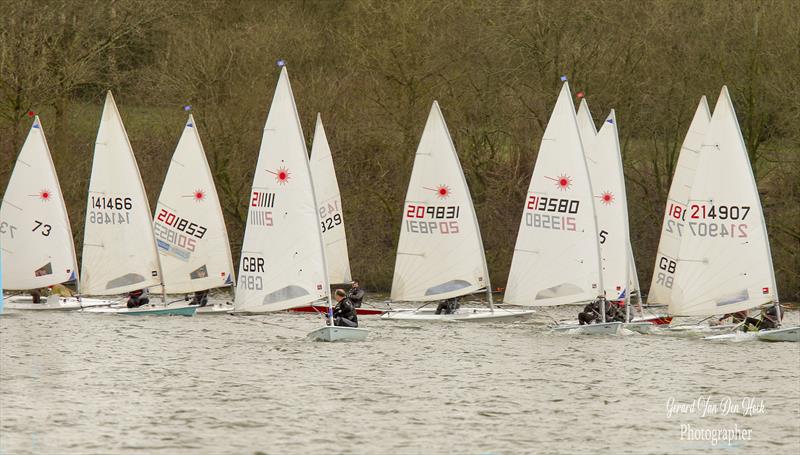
[[666, 219, 748, 238], [525, 213, 576, 231], [405, 204, 460, 219], [89, 211, 130, 225], [239, 256, 264, 290], [654, 256, 676, 289], [91, 196, 133, 210], [527, 196, 580, 214], [32, 220, 52, 236], [0, 221, 18, 238], [156, 209, 207, 239], [89, 196, 133, 225], [321, 213, 342, 233], [668, 203, 750, 221], [405, 220, 460, 234]]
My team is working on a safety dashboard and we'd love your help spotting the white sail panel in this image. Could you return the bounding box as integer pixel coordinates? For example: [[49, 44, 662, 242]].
[[80, 92, 162, 295], [504, 82, 602, 307], [391, 101, 490, 302], [309, 115, 352, 285], [576, 98, 597, 151], [1, 117, 78, 290], [234, 67, 327, 313], [671, 87, 777, 316], [648, 97, 711, 305], [586, 111, 631, 299], [154, 115, 235, 294]]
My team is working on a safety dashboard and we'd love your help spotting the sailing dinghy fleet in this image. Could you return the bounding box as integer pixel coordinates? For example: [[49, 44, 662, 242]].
[[0, 69, 796, 342]]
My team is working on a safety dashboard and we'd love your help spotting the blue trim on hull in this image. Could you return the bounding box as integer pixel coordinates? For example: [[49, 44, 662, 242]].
[[119, 306, 197, 316]]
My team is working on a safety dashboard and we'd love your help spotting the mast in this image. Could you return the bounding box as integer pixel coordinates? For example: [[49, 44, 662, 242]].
[[577, 90, 606, 322]]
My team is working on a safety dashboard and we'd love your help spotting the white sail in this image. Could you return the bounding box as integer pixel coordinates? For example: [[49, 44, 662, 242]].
[[391, 101, 490, 302], [670, 87, 777, 316], [1, 117, 79, 290], [234, 67, 327, 313], [585, 111, 631, 299], [576, 98, 597, 151], [80, 92, 162, 295], [648, 97, 711, 305], [309, 114, 352, 285], [504, 82, 602, 307], [153, 115, 235, 294]]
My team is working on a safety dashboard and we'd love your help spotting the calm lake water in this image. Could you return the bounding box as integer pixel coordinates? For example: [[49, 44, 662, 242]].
[[1, 296, 798, 454]]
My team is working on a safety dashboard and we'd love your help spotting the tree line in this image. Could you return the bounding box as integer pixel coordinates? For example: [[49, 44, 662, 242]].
[[1, 0, 798, 299]]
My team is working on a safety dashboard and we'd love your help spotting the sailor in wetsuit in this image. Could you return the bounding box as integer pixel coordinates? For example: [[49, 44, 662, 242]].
[[127, 289, 150, 308], [189, 289, 209, 307], [348, 280, 365, 308], [435, 297, 460, 315], [578, 296, 606, 325], [331, 289, 358, 327], [742, 305, 782, 331]]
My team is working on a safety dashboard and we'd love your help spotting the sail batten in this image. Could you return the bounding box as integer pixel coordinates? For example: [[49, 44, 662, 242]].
[[391, 101, 489, 302]]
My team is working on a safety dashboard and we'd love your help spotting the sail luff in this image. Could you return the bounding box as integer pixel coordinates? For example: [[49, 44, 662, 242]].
[[648, 97, 711, 306], [1, 116, 79, 290], [310, 114, 352, 285], [670, 87, 775, 316], [390, 101, 489, 302], [154, 114, 235, 294], [80, 91, 163, 296], [504, 81, 602, 307], [233, 66, 327, 313]]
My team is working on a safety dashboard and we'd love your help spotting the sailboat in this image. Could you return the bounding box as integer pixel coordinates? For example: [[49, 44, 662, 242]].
[[664, 87, 797, 342], [153, 114, 235, 315], [79, 92, 195, 316], [382, 101, 535, 322], [234, 66, 367, 341], [578, 99, 664, 331], [289, 115, 382, 316], [504, 80, 621, 334], [1, 116, 113, 310]]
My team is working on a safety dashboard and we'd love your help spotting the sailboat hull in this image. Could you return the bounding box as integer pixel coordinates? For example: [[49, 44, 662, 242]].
[[3, 295, 116, 311], [632, 314, 672, 325], [81, 305, 197, 316], [307, 325, 369, 342], [756, 326, 800, 342], [621, 322, 656, 334], [195, 302, 234, 315], [552, 322, 623, 335], [289, 304, 385, 315], [381, 308, 535, 322]]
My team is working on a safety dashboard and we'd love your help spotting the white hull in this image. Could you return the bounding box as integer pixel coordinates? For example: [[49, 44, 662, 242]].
[[703, 331, 757, 342], [704, 326, 799, 343], [756, 326, 799, 342], [307, 325, 369, 342], [621, 322, 655, 334], [666, 323, 738, 334], [381, 307, 535, 322], [196, 302, 234, 315], [552, 322, 622, 335], [3, 295, 116, 311]]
